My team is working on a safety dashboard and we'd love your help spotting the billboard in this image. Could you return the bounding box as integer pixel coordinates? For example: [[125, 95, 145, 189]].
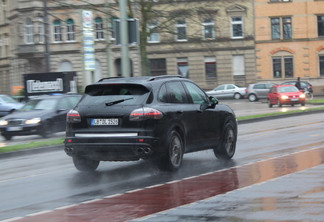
[[23, 72, 78, 98]]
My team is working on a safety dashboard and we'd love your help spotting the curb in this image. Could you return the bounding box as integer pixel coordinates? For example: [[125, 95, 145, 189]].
[[1, 108, 323, 159], [0, 144, 64, 159]]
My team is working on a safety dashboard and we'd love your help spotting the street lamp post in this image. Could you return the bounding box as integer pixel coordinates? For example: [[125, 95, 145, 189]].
[[43, 0, 50, 72]]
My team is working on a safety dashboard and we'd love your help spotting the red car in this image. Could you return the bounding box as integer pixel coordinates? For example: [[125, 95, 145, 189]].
[[267, 85, 306, 107]]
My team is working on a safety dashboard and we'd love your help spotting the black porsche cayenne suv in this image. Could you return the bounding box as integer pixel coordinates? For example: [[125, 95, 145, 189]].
[[65, 75, 237, 171]]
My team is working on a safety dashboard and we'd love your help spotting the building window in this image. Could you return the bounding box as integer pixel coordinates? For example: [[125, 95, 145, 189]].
[[202, 18, 215, 40], [66, 19, 75, 41], [271, 17, 292, 40], [175, 19, 187, 41], [319, 55, 324, 76], [148, 21, 160, 43], [149, 59, 166, 76], [38, 19, 45, 43], [205, 56, 216, 78], [272, 56, 294, 78], [25, 18, 34, 44], [177, 58, 189, 77], [318, 16, 324, 37], [53, 20, 62, 42], [95, 17, 104, 40], [231, 17, 243, 38], [233, 55, 245, 76]]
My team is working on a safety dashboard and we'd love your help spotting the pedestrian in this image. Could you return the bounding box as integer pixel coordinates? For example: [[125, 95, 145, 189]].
[[295, 77, 302, 90]]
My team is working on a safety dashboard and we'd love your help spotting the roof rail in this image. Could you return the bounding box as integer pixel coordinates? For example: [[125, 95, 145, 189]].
[[148, 75, 183, 81], [97, 77, 124, 82]]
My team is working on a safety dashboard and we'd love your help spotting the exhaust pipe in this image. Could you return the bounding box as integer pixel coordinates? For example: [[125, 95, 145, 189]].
[[136, 147, 152, 155], [65, 147, 76, 155], [144, 147, 152, 154]]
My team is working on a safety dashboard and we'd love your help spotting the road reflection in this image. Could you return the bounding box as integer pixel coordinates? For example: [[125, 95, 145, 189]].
[[14, 147, 324, 222]]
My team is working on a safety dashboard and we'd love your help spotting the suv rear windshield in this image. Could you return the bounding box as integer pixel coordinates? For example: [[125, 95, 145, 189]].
[[81, 84, 150, 106]]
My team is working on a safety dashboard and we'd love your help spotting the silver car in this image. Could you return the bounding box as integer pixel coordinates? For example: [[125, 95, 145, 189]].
[[246, 83, 275, 102], [0, 94, 24, 117], [206, 84, 246, 99]]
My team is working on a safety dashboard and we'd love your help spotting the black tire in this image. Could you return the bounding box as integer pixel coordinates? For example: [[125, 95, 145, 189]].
[[277, 99, 282, 107], [301, 103, 305, 106], [248, 94, 258, 102], [40, 120, 53, 138], [158, 130, 184, 171], [234, 93, 241, 100], [268, 99, 273, 108], [214, 121, 236, 160], [73, 156, 100, 171], [2, 134, 12, 141]]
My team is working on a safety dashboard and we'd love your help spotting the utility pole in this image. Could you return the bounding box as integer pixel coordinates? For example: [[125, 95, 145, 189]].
[[43, 0, 50, 72], [119, 0, 130, 77]]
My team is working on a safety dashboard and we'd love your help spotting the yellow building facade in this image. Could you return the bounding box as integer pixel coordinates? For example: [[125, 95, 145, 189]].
[[255, 0, 324, 94]]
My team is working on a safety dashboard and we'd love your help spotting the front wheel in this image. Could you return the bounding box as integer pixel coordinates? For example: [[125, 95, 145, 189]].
[[2, 133, 12, 141], [214, 121, 237, 160], [73, 156, 100, 171], [268, 99, 273, 108], [40, 120, 53, 138], [277, 99, 282, 107], [248, 94, 257, 102], [157, 130, 184, 171]]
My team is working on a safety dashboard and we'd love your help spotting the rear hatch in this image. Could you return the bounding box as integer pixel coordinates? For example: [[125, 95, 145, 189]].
[[73, 83, 150, 133]]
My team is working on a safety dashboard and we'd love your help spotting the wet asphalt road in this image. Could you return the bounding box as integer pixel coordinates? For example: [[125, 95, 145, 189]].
[[0, 109, 323, 221]]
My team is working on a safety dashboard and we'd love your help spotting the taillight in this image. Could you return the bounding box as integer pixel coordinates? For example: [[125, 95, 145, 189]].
[[130, 107, 163, 121], [67, 109, 81, 123]]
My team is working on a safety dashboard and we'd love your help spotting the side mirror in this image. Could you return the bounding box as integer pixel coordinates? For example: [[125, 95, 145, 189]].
[[208, 96, 218, 108]]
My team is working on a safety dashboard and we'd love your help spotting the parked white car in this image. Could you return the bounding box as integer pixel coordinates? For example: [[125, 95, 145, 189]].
[[206, 84, 246, 99]]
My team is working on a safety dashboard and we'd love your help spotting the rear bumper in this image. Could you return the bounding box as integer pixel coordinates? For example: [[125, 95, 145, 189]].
[[64, 135, 160, 161]]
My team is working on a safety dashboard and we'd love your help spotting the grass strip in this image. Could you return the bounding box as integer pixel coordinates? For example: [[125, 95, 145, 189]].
[[0, 138, 64, 154], [237, 106, 324, 120]]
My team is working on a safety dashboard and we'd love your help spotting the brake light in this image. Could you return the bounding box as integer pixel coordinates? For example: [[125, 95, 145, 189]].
[[67, 109, 81, 123], [130, 107, 163, 121]]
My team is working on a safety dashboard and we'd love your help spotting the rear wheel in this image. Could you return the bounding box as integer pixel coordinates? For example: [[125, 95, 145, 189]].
[[214, 121, 236, 160], [158, 130, 184, 171], [305, 92, 313, 100], [73, 156, 100, 171], [234, 93, 241, 100]]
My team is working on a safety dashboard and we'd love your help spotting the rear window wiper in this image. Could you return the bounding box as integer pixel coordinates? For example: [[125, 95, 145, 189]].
[[105, 98, 133, 106]]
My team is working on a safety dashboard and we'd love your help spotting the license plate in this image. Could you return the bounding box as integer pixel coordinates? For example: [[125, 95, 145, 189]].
[[7, 126, 23, 131], [291, 99, 298, 101], [91, 118, 119, 126]]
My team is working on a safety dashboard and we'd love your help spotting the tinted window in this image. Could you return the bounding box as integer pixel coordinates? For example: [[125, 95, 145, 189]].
[[81, 84, 149, 105], [166, 82, 189, 104], [183, 82, 208, 104], [227, 85, 235, 90], [158, 84, 168, 103]]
